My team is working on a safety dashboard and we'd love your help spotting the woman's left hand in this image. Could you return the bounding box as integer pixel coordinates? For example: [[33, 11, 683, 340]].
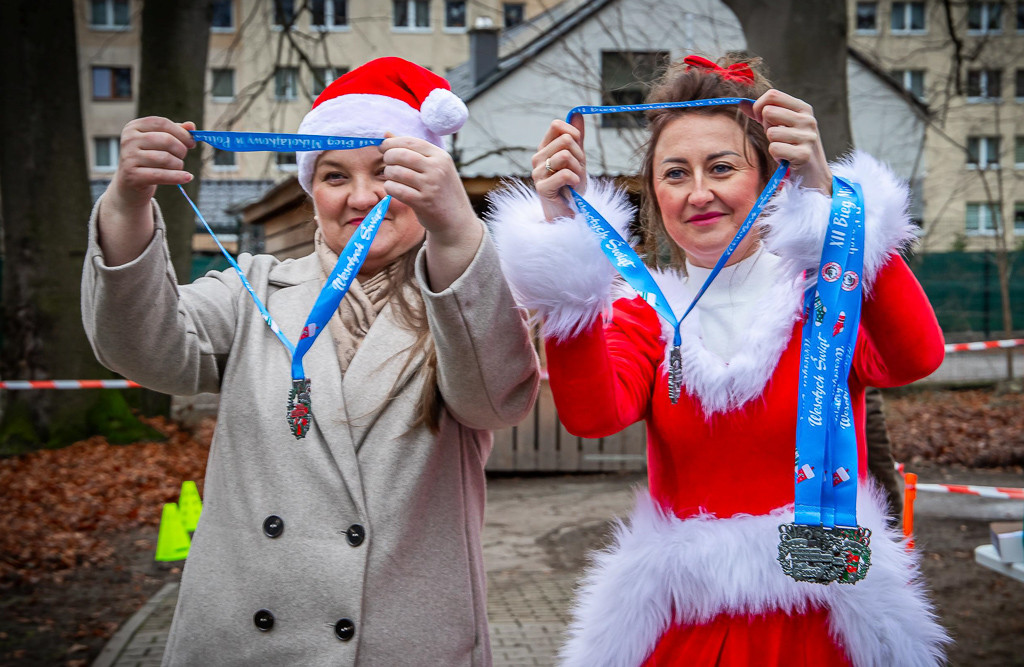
[[749, 89, 832, 194], [380, 134, 482, 290], [380, 134, 479, 243]]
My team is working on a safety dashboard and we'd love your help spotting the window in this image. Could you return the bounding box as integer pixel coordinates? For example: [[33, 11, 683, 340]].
[[891, 69, 925, 99], [855, 2, 878, 31], [967, 69, 1002, 100], [504, 2, 525, 27], [444, 1, 466, 28], [312, 66, 347, 96], [273, 0, 295, 27], [967, 2, 1002, 33], [891, 2, 925, 33], [1018, 1, 1024, 30], [394, 0, 430, 28], [1016, 69, 1024, 98], [92, 66, 132, 100], [211, 0, 233, 30], [90, 0, 130, 28], [277, 152, 298, 170], [600, 51, 671, 129], [213, 148, 236, 168], [211, 69, 235, 100], [1015, 136, 1024, 167], [274, 67, 298, 100], [1016, 202, 1024, 234], [967, 136, 1001, 168], [966, 202, 1001, 235], [312, 0, 347, 29], [94, 137, 119, 170]]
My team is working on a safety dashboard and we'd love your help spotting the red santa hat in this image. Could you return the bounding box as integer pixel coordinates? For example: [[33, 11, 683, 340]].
[[297, 56, 468, 194]]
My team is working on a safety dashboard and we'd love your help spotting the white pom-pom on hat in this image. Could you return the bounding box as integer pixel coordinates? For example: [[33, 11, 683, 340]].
[[296, 57, 469, 195]]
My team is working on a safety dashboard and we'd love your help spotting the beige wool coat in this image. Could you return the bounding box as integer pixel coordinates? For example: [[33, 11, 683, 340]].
[[81, 201, 540, 666]]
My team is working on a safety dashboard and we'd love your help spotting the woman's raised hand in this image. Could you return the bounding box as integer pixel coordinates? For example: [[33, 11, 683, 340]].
[[749, 90, 832, 194], [98, 117, 196, 266], [531, 116, 587, 222], [110, 117, 197, 212]]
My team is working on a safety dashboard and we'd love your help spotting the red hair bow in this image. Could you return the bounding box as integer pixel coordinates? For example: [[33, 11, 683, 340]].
[[683, 55, 754, 85]]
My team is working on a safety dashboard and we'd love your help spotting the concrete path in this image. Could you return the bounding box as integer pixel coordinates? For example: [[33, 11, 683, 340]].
[[92, 474, 644, 667]]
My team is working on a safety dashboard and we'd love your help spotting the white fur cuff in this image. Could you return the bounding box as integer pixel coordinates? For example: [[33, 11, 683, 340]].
[[487, 178, 635, 341], [760, 150, 918, 288]]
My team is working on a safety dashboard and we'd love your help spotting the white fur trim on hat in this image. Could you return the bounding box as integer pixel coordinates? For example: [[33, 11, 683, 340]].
[[296, 93, 443, 195], [420, 88, 469, 135], [559, 485, 949, 667], [760, 150, 919, 291], [487, 178, 636, 341]]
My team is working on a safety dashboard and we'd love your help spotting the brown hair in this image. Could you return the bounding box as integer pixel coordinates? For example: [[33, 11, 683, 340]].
[[638, 53, 773, 272]]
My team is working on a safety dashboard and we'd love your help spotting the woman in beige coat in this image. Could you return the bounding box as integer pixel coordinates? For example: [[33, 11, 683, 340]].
[[81, 58, 539, 666]]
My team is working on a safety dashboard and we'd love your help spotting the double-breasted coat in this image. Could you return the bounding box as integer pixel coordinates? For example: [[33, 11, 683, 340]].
[[81, 200, 540, 666]]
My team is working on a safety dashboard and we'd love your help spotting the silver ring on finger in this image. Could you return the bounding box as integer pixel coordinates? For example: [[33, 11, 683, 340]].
[[545, 158, 555, 174]]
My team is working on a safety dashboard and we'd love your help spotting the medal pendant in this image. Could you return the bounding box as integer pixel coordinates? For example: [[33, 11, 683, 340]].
[[833, 526, 872, 584], [668, 344, 682, 404], [287, 378, 313, 439], [777, 523, 844, 584]]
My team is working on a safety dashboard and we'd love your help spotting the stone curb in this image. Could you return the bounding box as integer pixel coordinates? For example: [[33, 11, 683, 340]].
[[92, 582, 179, 667]]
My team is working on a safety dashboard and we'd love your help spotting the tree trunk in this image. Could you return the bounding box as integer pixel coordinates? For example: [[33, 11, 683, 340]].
[[136, 0, 213, 417], [0, 1, 159, 452], [720, 0, 853, 161]]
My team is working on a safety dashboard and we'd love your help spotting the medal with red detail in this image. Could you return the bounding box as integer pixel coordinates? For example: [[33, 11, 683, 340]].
[[287, 378, 312, 439]]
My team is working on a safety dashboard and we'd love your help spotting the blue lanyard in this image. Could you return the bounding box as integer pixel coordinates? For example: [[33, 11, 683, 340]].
[[181, 130, 392, 438], [793, 176, 865, 528], [563, 99, 788, 401]]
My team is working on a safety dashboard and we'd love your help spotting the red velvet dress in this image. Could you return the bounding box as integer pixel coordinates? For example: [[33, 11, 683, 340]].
[[545, 258, 944, 666]]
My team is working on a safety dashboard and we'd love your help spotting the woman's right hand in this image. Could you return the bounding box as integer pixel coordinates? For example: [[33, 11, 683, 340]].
[[108, 117, 196, 211], [98, 117, 196, 266], [530, 117, 587, 221]]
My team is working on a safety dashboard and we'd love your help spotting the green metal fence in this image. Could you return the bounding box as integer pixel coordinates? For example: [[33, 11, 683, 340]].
[[908, 251, 1023, 335]]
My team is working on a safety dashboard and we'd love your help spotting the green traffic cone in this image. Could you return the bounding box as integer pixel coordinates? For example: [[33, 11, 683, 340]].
[[178, 480, 203, 533], [155, 502, 191, 561]]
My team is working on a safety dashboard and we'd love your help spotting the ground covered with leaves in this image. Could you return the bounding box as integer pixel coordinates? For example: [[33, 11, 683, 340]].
[[0, 389, 1022, 665]]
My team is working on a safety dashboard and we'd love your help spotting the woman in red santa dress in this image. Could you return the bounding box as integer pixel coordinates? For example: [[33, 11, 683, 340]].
[[487, 55, 949, 666]]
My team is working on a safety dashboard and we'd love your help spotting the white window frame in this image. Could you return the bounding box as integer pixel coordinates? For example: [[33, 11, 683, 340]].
[[276, 152, 298, 172], [855, 2, 878, 33], [1014, 136, 1024, 168], [311, 0, 349, 31], [211, 0, 234, 33], [393, 0, 432, 32], [92, 66, 132, 100], [967, 1, 1002, 34], [93, 137, 119, 171], [891, 2, 926, 34], [966, 202, 1001, 235], [312, 66, 347, 96], [211, 147, 237, 171], [274, 67, 299, 101], [211, 68, 235, 102], [967, 136, 1001, 169], [892, 69, 925, 99], [90, 0, 130, 30], [967, 69, 1002, 102], [443, 0, 467, 32]]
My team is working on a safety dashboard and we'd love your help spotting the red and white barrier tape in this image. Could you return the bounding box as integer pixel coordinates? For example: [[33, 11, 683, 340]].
[[915, 482, 1024, 501], [0, 380, 141, 390], [944, 338, 1024, 353]]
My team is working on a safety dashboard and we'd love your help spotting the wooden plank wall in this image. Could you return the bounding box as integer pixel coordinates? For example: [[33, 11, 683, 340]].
[[487, 338, 647, 473]]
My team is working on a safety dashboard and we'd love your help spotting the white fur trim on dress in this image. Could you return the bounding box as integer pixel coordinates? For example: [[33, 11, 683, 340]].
[[487, 178, 636, 341], [296, 94, 444, 195], [560, 485, 949, 667], [760, 150, 918, 290], [647, 256, 804, 417]]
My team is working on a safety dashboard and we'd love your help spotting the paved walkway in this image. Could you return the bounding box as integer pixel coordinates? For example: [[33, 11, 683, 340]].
[[92, 474, 644, 667]]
